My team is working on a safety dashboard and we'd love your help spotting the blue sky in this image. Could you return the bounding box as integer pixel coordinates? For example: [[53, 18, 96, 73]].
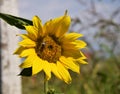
[[18, 0, 83, 22], [18, 0, 120, 22]]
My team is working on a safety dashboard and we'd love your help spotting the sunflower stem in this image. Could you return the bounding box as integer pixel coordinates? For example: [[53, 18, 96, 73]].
[[44, 73, 48, 94]]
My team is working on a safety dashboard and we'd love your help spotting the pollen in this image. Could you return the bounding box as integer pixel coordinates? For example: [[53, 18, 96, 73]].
[[35, 35, 62, 63]]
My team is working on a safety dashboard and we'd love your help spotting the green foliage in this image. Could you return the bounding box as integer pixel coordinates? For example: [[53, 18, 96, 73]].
[[0, 13, 32, 29], [80, 57, 120, 94], [19, 67, 32, 76], [22, 56, 120, 94]]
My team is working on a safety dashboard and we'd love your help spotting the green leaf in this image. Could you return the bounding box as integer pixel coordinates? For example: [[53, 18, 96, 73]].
[[0, 13, 33, 29], [19, 67, 32, 76]]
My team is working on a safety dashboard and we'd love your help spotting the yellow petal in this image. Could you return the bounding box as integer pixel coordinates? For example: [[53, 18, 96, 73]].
[[32, 16, 43, 36], [57, 61, 71, 84], [43, 61, 51, 80], [72, 40, 87, 49], [80, 51, 87, 59], [61, 41, 76, 50], [44, 12, 71, 38], [19, 55, 34, 68], [43, 18, 60, 35], [77, 59, 88, 64], [61, 33, 83, 41], [60, 56, 80, 73], [25, 26, 38, 40], [61, 38, 78, 50], [32, 56, 43, 75], [55, 15, 71, 38], [19, 39, 36, 47], [17, 34, 29, 39], [19, 48, 36, 57], [14, 46, 36, 57], [14, 46, 25, 55], [50, 63, 63, 80], [77, 51, 88, 64]]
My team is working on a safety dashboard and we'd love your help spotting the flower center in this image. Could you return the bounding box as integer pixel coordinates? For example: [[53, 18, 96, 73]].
[[35, 36, 61, 63]]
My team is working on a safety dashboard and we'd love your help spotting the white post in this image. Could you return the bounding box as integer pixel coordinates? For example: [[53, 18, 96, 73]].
[[0, 0, 21, 94]]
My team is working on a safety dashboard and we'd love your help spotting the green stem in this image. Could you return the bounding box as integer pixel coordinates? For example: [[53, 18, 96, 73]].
[[44, 73, 48, 94]]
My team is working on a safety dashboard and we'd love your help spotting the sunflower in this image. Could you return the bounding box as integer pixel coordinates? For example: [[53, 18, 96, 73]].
[[14, 11, 87, 84]]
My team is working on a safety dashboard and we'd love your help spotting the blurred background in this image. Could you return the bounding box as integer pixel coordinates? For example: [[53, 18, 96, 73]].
[[1, 0, 120, 94], [18, 0, 120, 94]]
